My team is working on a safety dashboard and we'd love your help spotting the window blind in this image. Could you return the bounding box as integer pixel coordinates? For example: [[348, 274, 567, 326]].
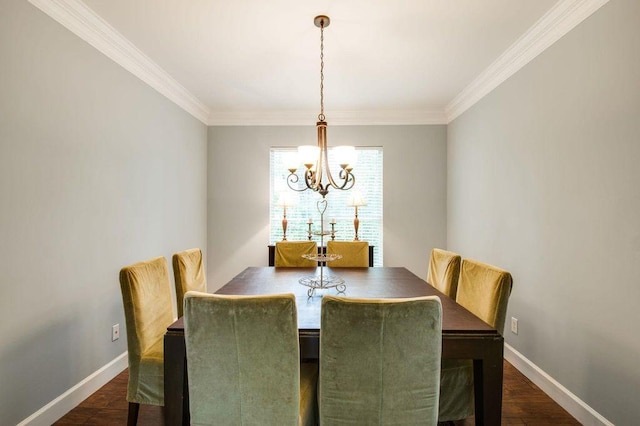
[[270, 147, 383, 266]]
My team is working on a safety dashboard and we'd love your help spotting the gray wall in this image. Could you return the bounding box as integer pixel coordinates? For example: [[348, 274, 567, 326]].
[[447, 1, 640, 424], [207, 125, 447, 290], [0, 1, 207, 424]]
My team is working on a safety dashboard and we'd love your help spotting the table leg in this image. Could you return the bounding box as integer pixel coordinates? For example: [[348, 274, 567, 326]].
[[164, 332, 189, 426], [472, 336, 504, 426]]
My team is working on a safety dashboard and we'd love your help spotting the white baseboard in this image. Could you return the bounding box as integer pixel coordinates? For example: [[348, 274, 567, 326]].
[[16, 346, 613, 425], [504, 343, 613, 426], [18, 352, 128, 426]]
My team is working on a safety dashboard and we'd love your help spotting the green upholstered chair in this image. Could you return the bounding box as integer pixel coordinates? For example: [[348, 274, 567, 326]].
[[326, 240, 369, 267], [183, 292, 318, 426], [427, 248, 461, 299], [319, 295, 442, 425], [119, 256, 174, 426], [275, 241, 318, 267], [438, 258, 513, 422], [172, 248, 206, 318]]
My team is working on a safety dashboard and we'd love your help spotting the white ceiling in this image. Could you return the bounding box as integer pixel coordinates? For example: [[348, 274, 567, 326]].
[[37, 0, 605, 124]]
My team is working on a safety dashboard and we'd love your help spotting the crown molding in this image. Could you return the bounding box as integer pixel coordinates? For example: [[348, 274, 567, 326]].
[[445, 0, 609, 123], [208, 109, 447, 126], [29, 0, 609, 127], [28, 0, 211, 124]]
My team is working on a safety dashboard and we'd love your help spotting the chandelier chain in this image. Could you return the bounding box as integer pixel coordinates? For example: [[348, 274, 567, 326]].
[[319, 19, 325, 122]]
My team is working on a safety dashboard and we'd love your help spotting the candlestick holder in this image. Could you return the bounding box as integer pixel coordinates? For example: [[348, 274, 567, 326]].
[[276, 192, 297, 241], [299, 199, 346, 297], [348, 191, 367, 241]]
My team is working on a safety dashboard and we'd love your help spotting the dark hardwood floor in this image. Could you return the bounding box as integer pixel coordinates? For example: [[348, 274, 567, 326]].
[[54, 361, 579, 425]]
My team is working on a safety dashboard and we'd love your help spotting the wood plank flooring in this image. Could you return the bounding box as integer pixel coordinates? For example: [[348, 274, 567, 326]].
[[54, 361, 580, 425]]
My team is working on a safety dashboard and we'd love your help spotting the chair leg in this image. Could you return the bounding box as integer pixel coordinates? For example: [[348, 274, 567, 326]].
[[127, 402, 140, 426]]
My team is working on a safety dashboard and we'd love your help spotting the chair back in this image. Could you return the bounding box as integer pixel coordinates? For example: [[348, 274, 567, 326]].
[[326, 241, 369, 267], [274, 241, 318, 267], [456, 259, 513, 334], [119, 256, 173, 405], [184, 292, 302, 425], [172, 248, 206, 317], [319, 295, 442, 425], [427, 248, 461, 298]]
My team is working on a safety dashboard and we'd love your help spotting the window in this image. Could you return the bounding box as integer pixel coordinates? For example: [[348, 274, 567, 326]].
[[270, 147, 383, 266]]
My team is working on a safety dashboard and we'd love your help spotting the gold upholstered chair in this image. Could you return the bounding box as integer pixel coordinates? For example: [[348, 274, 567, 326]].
[[326, 240, 369, 267], [172, 248, 206, 318], [319, 295, 442, 425], [438, 258, 513, 422], [427, 248, 461, 299], [183, 292, 318, 426], [119, 256, 174, 426], [274, 241, 318, 267]]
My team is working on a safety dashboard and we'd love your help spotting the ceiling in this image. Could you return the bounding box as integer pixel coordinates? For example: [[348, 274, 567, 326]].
[[45, 0, 593, 124]]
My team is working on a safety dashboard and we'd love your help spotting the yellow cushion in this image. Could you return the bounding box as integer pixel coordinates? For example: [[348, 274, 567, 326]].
[[135, 337, 165, 406], [172, 248, 206, 318], [119, 257, 174, 406], [439, 258, 513, 421], [275, 241, 318, 267], [326, 241, 369, 267], [456, 259, 513, 333], [427, 248, 461, 299]]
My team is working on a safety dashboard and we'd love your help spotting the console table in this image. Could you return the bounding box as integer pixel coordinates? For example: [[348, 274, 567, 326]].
[[268, 244, 374, 267]]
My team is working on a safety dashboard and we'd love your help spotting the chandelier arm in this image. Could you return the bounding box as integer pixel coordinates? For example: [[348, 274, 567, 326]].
[[303, 168, 316, 190], [287, 172, 309, 193], [323, 163, 341, 190], [337, 170, 356, 190], [314, 122, 326, 191], [323, 150, 355, 190], [298, 169, 330, 198], [317, 120, 352, 192], [322, 164, 355, 193]]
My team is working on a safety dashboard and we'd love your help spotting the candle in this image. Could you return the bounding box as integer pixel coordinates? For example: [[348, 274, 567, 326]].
[[330, 218, 336, 224], [307, 218, 313, 224]]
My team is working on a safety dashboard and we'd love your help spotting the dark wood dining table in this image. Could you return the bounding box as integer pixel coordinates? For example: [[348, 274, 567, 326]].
[[164, 266, 503, 425]]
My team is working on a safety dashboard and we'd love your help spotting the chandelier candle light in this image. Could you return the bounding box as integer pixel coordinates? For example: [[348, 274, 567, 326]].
[[287, 15, 356, 198]]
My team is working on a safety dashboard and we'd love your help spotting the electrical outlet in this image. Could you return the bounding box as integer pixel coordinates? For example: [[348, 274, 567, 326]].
[[511, 317, 518, 335], [112, 324, 120, 342]]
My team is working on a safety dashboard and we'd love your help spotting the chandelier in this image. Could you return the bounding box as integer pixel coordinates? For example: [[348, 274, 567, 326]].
[[287, 15, 356, 199]]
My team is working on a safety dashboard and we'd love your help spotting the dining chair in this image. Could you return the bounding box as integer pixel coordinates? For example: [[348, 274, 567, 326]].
[[172, 248, 206, 318], [326, 240, 369, 267], [183, 292, 318, 426], [438, 258, 513, 422], [427, 248, 461, 299], [119, 256, 174, 426], [319, 295, 442, 425], [274, 240, 318, 267]]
